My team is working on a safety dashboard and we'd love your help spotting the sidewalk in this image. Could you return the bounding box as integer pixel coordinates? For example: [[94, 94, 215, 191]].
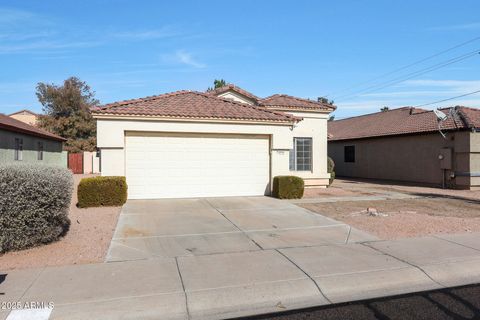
[[2, 232, 480, 320]]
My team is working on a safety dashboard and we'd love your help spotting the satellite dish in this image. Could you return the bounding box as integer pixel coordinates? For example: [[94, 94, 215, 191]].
[[433, 109, 448, 121]]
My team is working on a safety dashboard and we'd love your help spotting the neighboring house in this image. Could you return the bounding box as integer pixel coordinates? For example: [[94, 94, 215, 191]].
[[8, 109, 39, 126], [0, 113, 67, 166], [93, 85, 335, 199], [328, 106, 480, 189]]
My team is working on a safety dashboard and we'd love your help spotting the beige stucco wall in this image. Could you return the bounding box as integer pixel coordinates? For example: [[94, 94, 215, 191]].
[[95, 114, 330, 189], [217, 91, 255, 105], [328, 131, 478, 188], [9, 112, 38, 126]]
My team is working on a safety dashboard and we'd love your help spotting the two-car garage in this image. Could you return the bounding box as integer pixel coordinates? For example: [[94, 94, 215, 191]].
[[125, 132, 271, 199]]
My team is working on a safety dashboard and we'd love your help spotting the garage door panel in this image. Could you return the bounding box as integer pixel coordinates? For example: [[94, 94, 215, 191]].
[[125, 133, 270, 199]]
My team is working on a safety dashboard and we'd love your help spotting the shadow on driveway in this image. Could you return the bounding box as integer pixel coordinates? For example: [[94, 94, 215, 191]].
[[233, 283, 480, 320]]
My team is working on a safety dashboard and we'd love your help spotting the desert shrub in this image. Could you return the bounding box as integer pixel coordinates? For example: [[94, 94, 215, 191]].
[[0, 164, 73, 253], [327, 157, 335, 186], [77, 176, 127, 208], [272, 176, 304, 199]]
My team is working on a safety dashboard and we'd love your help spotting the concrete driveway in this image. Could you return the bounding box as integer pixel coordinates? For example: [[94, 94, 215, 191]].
[[106, 196, 376, 262]]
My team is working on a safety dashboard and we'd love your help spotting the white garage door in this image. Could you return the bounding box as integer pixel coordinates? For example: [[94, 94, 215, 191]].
[[125, 132, 270, 199]]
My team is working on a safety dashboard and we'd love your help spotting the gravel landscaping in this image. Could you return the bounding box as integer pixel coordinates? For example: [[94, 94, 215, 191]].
[[0, 174, 121, 271], [300, 178, 480, 239]]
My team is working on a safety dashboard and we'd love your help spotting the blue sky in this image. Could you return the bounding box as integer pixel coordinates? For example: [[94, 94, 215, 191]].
[[1, 0, 479, 119]]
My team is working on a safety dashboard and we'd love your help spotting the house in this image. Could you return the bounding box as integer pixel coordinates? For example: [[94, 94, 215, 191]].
[[93, 85, 335, 199], [328, 106, 480, 189], [8, 109, 39, 126], [0, 113, 67, 166]]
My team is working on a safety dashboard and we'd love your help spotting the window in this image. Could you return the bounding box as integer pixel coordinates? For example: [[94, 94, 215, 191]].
[[289, 138, 312, 171], [344, 145, 355, 163], [37, 142, 44, 160], [14, 138, 23, 161]]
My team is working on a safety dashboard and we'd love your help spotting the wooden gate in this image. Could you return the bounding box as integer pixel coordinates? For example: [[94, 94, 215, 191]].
[[68, 153, 83, 174]]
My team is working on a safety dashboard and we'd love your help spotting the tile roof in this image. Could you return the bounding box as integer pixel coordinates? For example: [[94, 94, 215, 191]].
[[205, 84, 260, 102], [93, 90, 300, 123], [259, 94, 336, 111], [328, 106, 480, 141], [0, 113, 66, 141]]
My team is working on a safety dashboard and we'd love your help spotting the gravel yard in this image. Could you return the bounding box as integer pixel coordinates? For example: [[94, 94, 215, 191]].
[[300, 178, 480, 239], [0, 174, 121, 271]]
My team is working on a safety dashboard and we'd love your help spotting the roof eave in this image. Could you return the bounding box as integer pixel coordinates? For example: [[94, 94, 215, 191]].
[[92, 113, 300, 125], [328, 127, 470, 142], [0, 123, 66, 142], [261, 105, 335, 114]]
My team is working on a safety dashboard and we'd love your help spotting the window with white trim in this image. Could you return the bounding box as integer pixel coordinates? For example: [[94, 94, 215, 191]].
[[38, 142, 44, 160], [14, 138, 23, 161], [289, 138, 312, 171]]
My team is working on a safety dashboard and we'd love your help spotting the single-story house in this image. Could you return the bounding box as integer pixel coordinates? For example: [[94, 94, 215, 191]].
[[328, 106, 480, 189], [93, 84, 335, 199], [8, 109, 39, 126], [0, 113, 67, 166]]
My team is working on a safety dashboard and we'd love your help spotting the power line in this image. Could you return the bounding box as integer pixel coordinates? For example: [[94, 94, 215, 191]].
[[414, 89, 480, 107], [335, 49, 480, 102], [326, 35, 480, 98]]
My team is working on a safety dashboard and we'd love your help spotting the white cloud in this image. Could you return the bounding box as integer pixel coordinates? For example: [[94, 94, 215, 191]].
[[429, 22, 480, 31], [0, 40, 102, 54], [112, 27, 180, 40], [161, 50, 206, 68], [335, 78, 480, 116], [0, 8, 34, 24]]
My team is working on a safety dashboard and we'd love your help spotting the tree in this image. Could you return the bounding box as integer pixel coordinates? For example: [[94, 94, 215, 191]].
[[206, 79, 227, 91], [318, 97, 335, 105], [328, 115, 335, 121], [36, 77, 98, 152], [380, 106, 390, 112]]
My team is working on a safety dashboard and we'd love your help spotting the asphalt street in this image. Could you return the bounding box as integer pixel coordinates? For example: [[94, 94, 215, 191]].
[[233, 284, 480, 320]]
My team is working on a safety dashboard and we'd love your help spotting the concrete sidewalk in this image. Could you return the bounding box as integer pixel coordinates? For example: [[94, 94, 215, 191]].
[[2, 232, 480, 320]]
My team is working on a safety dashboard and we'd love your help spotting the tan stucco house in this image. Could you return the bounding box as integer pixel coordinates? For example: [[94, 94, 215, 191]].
[[93, 84, 335, 199], [8, 109, 39, 126], [328, 106, 480, 189]]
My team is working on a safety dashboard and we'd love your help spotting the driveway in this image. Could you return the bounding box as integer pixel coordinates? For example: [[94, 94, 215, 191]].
[[106, 196, 376, 262]]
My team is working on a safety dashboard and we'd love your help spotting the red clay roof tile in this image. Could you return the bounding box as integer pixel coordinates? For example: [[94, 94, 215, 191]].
[[259, 94, 336, 111], [328, 106, 479, 141], [93, 90, 300, 123]]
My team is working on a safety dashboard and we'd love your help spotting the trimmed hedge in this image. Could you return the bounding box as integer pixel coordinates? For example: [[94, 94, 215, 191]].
[[327, 157, 336, 186], [0, 164, 73, 253], [77, 176, 127, 208], [272, 176, 304, 199]]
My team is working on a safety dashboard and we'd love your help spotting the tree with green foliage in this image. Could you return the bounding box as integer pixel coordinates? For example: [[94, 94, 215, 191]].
[[328, 115, 335, 121], [318, 97, 335, 105], [381, 106, 390, 112], [36, 77, 98, 152], [206, 79, 227, 91]]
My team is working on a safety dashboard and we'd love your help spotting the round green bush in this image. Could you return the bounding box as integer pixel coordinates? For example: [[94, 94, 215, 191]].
[[77, 176, 127, 208], [0, 164, 73, 253], [272, 176, 304, 199]]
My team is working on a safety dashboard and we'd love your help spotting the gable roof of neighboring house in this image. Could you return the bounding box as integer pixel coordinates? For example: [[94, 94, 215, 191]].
[[93, 90, 300, 123], [205, 84, 261, 102], [8, 109, 38, 116], [0, 113, 66, 141], [328, 106, 480, 141], [260, 94, 336, 112]]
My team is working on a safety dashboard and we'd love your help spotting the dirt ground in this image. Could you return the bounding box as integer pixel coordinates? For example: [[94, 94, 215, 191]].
[[0, 174, 121, 271], [304, 178, 480, 200], [301, 178, 480, 239]]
